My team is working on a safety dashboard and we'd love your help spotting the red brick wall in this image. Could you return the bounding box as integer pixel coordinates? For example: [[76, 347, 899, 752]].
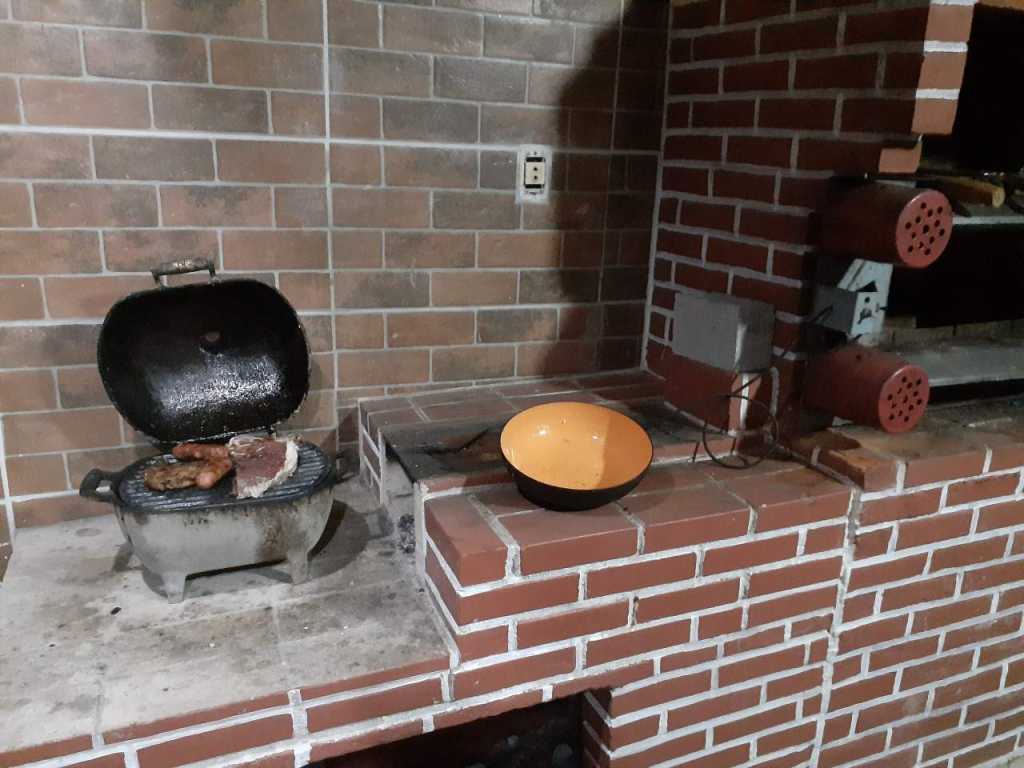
[[419, 440, 1024, 768], [0, 0, 666, 543], [647, 0, 973, 429], [8, 410, 1024, 768]]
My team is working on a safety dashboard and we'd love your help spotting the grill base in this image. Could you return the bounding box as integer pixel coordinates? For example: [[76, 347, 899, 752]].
[[79, 440, 337, 602], [117, 482, 334, 603]]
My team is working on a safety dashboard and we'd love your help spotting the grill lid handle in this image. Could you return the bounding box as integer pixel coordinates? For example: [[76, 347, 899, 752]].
[[79, 468, 120, 504], [151, 258, 216, 285]]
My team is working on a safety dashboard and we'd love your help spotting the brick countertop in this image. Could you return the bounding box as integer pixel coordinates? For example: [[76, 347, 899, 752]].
[[5, 436, 1024, 767], [0, 480, 449, 767], [790, 397, 1024, 492]]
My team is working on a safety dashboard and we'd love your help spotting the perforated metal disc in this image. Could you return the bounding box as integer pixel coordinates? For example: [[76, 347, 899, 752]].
[[895, 189, 953, 268], [878, 365, 930, 433]]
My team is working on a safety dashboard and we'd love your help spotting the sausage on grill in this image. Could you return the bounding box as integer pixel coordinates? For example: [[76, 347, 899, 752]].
[[172, 442, 230, 461], [195, 458, 233, 490]]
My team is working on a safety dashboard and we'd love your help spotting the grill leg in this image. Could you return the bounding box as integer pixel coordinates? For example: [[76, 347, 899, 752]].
[[161, 572, 187, 603], [287, 550, 310, 585]]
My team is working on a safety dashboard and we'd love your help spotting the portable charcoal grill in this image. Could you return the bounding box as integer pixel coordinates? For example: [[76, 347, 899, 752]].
[[79, 258, 337, 602]]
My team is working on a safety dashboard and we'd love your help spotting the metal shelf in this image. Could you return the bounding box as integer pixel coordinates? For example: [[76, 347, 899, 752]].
[[953, 214, 1024, 227], [888, 336, 1024, 387]]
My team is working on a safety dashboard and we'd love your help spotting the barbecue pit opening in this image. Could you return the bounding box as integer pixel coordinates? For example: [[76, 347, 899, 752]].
[[863, 2, 1024, 406], [323, 695, 583, 767], [874, 224, 1024, 404], [923, 2, 1024, 174]]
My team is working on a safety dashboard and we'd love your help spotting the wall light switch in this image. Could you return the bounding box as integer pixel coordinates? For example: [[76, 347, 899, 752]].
[[517, 145, 551, 202], [524, 156, 546, 189]]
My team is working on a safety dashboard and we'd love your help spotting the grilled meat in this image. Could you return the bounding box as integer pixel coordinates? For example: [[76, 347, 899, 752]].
[[144, 453, 234, 492], [228, 435, 299, 499], [196, 457, 233, 489], [172, 442, 230, 461], [144, 461, 207, 491]]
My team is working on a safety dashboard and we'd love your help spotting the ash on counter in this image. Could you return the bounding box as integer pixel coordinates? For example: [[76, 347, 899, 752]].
[[396, 513, 416, 555]]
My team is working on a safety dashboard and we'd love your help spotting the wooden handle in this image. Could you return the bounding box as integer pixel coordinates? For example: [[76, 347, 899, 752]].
[[979, 0, 1024, 10], [931, 177, 1006, 208]]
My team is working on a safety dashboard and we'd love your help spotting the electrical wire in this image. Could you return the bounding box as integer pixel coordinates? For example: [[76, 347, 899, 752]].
[[695, 305, 835, 469]]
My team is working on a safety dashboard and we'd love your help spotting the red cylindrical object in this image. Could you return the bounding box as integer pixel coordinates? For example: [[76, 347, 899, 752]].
[[804, 345, 930, 434], [820, 184, 953, 269]]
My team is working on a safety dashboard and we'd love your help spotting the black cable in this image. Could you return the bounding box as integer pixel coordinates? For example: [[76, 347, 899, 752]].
[[695, 305, 835, 469]]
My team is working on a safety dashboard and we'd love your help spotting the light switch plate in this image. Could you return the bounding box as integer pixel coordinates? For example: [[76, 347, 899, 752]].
[[517, 145, 551, 203]]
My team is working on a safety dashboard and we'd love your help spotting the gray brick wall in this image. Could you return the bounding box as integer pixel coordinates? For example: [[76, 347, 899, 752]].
[[0, 0, 667, 534]]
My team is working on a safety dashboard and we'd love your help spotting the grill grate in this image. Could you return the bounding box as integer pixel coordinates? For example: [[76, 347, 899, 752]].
[[117, 442, 331, 513]]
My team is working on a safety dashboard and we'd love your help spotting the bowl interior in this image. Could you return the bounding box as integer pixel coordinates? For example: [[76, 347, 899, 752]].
[[500, 402, 653, 491]]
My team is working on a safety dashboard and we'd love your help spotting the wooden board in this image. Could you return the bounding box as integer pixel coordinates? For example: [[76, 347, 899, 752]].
[[979, 0, 1024, 10]]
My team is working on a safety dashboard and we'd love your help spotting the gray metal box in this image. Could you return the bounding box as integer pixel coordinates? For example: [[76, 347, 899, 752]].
[[671, 289, 775, 372]]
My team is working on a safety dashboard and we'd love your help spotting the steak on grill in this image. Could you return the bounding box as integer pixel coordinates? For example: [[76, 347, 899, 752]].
[[228, 435, 299, 499]]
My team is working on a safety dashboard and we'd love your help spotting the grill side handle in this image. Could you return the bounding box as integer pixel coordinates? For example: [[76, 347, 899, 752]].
[[80, 469, 121, 504]]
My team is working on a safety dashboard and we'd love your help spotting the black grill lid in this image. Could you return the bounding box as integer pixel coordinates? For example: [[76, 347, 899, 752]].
[[97, 259, 310, 444]]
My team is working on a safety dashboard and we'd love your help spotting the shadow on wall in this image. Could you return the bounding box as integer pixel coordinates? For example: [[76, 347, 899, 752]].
[[537, 0, 667, 381]]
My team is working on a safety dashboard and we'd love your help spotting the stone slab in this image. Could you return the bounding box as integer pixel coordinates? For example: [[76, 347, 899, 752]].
[[0, 479, 448, 751]]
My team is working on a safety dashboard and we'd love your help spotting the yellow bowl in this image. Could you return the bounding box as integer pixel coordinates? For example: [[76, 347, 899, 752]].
[[500, 402, 653, 510]]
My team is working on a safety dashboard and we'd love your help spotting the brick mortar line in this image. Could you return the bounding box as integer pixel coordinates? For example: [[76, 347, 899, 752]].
[[609, 626, 1019, 734], [654, 225, 812, 258], [0, 267, 653, 279], [834, 590, 1019, 658], [0, 122, 663, 156], [318, 0, 339, 460], [652, 255, 804, 287], [833, 614, 1024, 698], [663, 127, 919, 144], [0, 19, 328, 46], [0, 419, 14, 543], [924, 41, 969, 53], [854, 498, 1024, 538], [664, 87, 938, 100], [12, 70, 322, 95], [0, 306, 645, 340], [837, 574, 1024, 633], [640, 0, 678, 372], [650, 266, 810, 307], [822, 677, 1024, 756], [858, 467, 1024, 502], [464, 495, 521, 578], [602, 683, 821, 757], [2, 10, 659, 36], [603, 630, 826, 701], [435, 514, 848, 601], [420, 580, 462, 671], [441, 567, 844, 646], [288, 689, 307, 740], [670, 2, 944, 39], [18, 698, 299, 768], [846, 542, 1024, 596], [831, 598, 1015, 659], [658, 188, 815, 215], [606, 709, 822, 762], [672, 42, 965, 69], [300, 670, 445, 712], [658, 161, 833, 181]]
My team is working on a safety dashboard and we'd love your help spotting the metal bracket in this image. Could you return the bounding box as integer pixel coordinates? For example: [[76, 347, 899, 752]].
[[811, 256, 893, 338]]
